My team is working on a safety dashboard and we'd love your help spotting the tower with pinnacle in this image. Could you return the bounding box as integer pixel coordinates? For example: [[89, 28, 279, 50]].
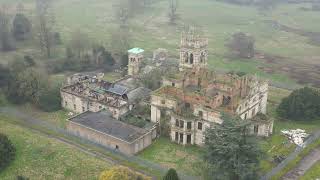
[[179, 27, 208, 71]]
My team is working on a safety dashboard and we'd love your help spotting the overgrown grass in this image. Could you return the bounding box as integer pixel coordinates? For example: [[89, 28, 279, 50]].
[[271, 139, 320, 180], [301, 161, 320, 180], [18, 104, 69, 128], [0, 117, 112, 180], [138, 137, 205, 176], [260, 87, 320, 175], [103, 72, 123, 82], [1, 0, 320, 86]]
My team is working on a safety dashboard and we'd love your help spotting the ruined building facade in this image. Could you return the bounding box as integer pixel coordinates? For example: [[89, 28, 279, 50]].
[[151, 30, 273, 146], [179, 29, 208, 71]]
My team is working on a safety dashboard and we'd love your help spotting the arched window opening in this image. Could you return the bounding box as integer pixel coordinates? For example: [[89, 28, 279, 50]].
[[184, 52, 189, 63], [200, 52, 205, 63], [190, 53, 194, 64]]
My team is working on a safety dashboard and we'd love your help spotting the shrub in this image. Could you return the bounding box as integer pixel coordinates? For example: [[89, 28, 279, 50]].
[[38, 86, 61, 112], [277, 87, 320, 120], [0, 133, 16, 172], [99, 166, 150, 180], [163, 168, 179, 180]]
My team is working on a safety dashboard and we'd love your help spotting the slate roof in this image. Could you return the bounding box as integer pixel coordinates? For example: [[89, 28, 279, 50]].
[[107, 84, 128, 96], [69, 111, 149, 143], [127, 87, 152, 103]]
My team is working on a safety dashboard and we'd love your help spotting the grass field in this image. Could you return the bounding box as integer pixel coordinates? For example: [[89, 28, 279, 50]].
[[0, 116, 111, 180], [301, 161, 320, 180], [138, 137, 205, 176], [0, 0, 320, 86]]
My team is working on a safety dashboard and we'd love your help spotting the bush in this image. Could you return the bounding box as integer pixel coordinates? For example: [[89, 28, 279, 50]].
[[0, 133, 16, 172], [99, 166, 150, 180], [163, 168, 179, 180], [277, 87, 320, 120], [38, 86, 61, 112]]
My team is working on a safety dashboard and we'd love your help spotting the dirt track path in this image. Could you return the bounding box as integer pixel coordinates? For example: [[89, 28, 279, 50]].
[[282, 147, 320, 180]]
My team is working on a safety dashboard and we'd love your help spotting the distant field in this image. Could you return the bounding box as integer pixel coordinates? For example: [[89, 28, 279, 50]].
[[0, 0, 320, 86], [0, 116, 111, 180]]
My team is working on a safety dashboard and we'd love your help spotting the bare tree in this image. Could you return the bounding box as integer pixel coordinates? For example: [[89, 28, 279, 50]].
[[69, 30, 90, 59], [110, 28, 131, 56], [114, 0, 131, 27], [168, 0, 178, 24], [35, 0, 55, 58]]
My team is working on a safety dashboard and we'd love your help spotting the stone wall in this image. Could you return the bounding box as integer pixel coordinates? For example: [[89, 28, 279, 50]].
[[61, 91, 129, 119], [67, 121, 154, 155]]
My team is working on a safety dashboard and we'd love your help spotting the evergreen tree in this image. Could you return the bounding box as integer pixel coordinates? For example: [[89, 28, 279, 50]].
[[0, 133, 16, 172], [163, 168, 179, 180], [277, 87, 320, 120], [204, 114, 262, 180]]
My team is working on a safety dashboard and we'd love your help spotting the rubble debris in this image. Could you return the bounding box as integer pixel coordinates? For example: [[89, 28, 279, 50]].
[[281, 129, 309, 147]]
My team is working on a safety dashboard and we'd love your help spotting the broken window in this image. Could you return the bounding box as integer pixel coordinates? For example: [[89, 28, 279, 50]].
[[172, 82, 175, 87], [254, 125, 259, 134], [65, 101, 68, 106], [184, 52, 188, 63], [175, 132, 178, 141], [223, 96, 231, 106], [73, 104, 76, 111], [199, 111, 203, 118], [200, 52, 205, 63], [185, 103, 191, 109], [175, 119, 179, 127], [190, 53, 194, 64], [180, 120, 184, 128], [179, 133, 184, 143], [244, 113, 247, 120], [161, 99, 166, 105], [187, 134, 191, 144], [187, 122, 192, 130], [198, 122, 203, 130], [82, 107, 85, 112]]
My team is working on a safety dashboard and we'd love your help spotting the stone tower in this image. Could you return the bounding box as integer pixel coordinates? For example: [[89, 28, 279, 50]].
[[179, 28, 208, 71], [128, 48, 144, 76]]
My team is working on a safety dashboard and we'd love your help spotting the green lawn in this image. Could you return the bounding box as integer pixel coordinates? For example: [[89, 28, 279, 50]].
[[0, 116, 112, 180], [1, 0, 320, 86], [138, 137, 205, 176], [17, 104, 69, 128], [301, 161, 320, 180]]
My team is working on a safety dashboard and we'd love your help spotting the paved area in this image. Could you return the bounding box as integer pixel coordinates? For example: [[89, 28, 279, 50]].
[[282, 147, 320, 180]]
